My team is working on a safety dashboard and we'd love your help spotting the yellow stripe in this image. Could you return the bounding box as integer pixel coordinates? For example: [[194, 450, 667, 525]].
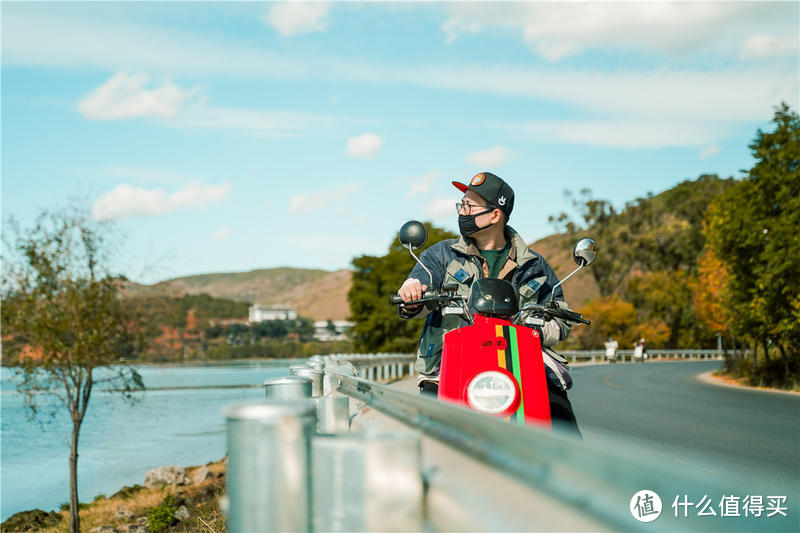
[[496, 324, 506, 368]]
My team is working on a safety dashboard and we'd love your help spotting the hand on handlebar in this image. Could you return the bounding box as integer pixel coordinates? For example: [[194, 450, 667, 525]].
[[396, 279, 428, 312]]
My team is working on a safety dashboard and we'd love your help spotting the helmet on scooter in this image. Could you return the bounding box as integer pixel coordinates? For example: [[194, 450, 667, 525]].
[[468, 278, 518, 317]]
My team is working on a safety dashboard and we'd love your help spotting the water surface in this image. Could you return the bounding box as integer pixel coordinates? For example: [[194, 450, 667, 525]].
[[1, 362, 292, 521]]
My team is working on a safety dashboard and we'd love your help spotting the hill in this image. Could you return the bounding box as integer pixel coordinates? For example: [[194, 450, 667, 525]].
[[126, 267, 353, 321], [527, 232, 600, 310]]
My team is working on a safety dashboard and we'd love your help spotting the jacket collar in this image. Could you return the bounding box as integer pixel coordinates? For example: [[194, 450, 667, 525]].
[[451, 225, 539, 267]]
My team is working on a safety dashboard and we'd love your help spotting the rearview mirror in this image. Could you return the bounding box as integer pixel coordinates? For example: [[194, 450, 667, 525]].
[[573, 238, 597, 267], [399, 220, 428, 250]]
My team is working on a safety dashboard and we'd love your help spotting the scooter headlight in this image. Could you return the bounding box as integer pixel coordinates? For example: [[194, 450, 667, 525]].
[[466, 371, 516, 414]]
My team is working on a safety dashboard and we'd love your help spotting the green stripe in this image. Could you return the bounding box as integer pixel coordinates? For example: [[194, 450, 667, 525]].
[[508, 327, 525, 425]]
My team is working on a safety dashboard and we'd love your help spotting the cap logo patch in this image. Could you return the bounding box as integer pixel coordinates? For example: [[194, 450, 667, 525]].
[[470, 173, 485, 186], [498, 196, 506, 206]]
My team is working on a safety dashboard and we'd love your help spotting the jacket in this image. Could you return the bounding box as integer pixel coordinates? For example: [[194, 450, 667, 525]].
[[400, 226, 574, 390]]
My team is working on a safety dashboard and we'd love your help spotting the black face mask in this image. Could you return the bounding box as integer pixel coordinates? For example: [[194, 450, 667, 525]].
[[458, 209, 493, 238]]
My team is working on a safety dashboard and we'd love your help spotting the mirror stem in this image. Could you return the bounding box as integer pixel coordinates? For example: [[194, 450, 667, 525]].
[[547, 262, 584, 303], [408, 244, 434, 288]]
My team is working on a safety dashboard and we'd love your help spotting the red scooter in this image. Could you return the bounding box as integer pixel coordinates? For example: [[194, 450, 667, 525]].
[[392, 221, 596, 427]]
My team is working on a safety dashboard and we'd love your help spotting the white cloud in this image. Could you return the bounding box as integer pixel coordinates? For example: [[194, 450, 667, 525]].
[[78, 72, 198, 120], [407, 172, 438, 198], [93, 182, 231, 221], [288, 182, 360, 214], [740, 35, 799, 60], [496, 119, 722, 149], [441, 3, 797, 62], [103, 166, 187, 184], [424, 197, 456, 220], [347, 133, 383, 159], [466, 146, 510, 168], [264, 1, 330, 36], [176, 105, 353, 138], [5, 7, 796, 128], [699, 144, 721, 159], [214, 228, 232, 241]]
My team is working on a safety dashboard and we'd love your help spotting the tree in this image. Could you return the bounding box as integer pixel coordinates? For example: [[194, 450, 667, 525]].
[[1, 205, 144, 533], [349, 223, 458, 352], [704, 102, 800, 386]]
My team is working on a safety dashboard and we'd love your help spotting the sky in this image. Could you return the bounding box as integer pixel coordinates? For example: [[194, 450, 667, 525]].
[[2, 1, 798, 285]]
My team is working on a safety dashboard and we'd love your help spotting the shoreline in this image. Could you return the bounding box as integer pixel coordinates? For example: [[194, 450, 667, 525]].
[[1, 460, 228, 533]]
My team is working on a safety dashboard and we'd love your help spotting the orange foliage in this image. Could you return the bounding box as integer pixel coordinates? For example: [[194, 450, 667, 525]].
[[581, 295, 636, 344], [694, 249, 730, 334]]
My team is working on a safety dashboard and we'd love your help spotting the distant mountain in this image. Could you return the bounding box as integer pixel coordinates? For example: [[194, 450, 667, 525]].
[[123, 234, 596, 323], [125, 267, 353, 321]]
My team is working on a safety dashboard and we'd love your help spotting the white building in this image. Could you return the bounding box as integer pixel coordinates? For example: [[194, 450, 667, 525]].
[[313, 320, 355, 342], [249, 304, 298, 323]]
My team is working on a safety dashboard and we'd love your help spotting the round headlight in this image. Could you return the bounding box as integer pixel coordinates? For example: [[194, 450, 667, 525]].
[[466, 371, 517, 414]]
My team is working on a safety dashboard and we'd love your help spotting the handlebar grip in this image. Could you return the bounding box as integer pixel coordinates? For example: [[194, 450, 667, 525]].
[[390, 294, 403, 305]]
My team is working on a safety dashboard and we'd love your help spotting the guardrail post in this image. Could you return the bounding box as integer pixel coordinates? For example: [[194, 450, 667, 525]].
[[409, 362, 414, 376], [317, 396, 351, 434], [290, 365, 324, 396], [312, 431, 423, 532], [224, 401, 316, 532], [264, 376, 313, 400], [369, 367, 375, 381]]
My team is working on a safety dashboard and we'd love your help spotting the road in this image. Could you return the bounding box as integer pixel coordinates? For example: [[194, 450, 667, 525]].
[[568, 360, 800, 491]]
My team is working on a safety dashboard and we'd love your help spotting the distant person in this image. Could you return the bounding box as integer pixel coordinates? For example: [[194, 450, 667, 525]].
[[633, 338, 644, 363], [604, 337, 619, 364], [640, 337, 648, 361]]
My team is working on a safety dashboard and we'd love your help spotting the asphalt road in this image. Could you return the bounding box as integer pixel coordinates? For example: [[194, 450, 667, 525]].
[[568, 360, 800, 490]]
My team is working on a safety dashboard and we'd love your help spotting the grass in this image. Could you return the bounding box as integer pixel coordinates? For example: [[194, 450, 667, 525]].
[[27, 460, 227, 533]]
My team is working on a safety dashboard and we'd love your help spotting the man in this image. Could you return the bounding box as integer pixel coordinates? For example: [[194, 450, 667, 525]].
[[396, 171, 581, 432], [605, 337, 619, 363]]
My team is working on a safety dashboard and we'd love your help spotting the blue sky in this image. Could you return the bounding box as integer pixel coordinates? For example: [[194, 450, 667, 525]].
[[2, 1, 798, 284]]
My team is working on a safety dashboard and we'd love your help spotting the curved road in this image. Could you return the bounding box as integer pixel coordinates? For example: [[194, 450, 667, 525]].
[[568, 361, 799, 490]]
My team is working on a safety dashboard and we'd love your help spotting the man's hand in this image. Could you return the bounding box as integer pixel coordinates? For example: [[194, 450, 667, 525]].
[[397, 278, 427, 313]]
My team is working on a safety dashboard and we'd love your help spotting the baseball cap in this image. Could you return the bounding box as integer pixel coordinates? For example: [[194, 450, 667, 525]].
[[452, 172, 515, 218]]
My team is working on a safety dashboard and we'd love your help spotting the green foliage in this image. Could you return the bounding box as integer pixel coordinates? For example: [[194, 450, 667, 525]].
[[704, 102, 800, 387], [554, 175, 735, 348], [1, 204, 145, 533], [349, 223, 458, 352], [205, 339, 353, 360], [147, 493, 177, 533]]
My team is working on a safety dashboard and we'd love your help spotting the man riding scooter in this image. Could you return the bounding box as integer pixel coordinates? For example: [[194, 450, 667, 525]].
[[396, 172, 581, 433]]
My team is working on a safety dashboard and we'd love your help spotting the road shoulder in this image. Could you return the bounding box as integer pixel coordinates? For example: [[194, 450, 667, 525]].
[[697, 371, 800, 396]]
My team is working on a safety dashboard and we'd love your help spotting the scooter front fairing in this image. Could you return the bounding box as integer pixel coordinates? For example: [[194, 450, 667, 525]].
[[438, 314, 551, 426]]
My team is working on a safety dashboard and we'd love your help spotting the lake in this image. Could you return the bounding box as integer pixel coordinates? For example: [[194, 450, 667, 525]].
[[1, 361, 296, 521]]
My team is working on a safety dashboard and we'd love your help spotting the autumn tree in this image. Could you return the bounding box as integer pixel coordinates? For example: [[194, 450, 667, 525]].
[[704, 102, 800, 386], [349, 223, 457, 352], [1, 205, 145, 533]]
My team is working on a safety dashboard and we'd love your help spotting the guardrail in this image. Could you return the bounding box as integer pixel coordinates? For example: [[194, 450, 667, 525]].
[[224, 351, 792, 532], [562, 348, 725, 364]]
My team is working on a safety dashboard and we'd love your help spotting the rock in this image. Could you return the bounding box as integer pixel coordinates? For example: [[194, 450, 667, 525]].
[[191, 466, 212, 484], [135, 517, 148, 526], [1, 509, 63, 531], [88, 527, 115, 533], [119, 525, 146, 533], [144, 466, 190, 487], [175, 505, 191, 521], [114, 510, 133, 521]]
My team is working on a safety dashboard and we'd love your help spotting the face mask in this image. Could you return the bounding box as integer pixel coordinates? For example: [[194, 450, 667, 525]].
[[458, 209, 493, 238]]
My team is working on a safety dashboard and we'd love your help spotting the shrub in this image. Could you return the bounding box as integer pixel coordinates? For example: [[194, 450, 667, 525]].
[[147, 493, 177, 533]]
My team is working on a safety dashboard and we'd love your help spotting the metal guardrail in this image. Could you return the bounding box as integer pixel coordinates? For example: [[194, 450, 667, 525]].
[[562, 348, 725, 364], [319, 352, 793, 532], [225, 351, 793, 532]]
